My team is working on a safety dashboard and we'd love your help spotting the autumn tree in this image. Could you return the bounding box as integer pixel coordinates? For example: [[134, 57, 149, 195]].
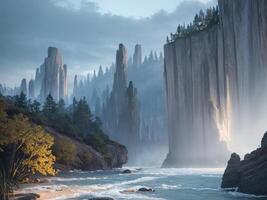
[[0, 100, 56, 200]]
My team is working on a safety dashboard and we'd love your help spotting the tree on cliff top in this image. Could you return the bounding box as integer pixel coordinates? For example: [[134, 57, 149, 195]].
[[0, 99, 56, 200], [167, 6, 219, 43]]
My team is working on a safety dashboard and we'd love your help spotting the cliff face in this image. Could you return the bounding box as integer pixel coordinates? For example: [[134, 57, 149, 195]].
[[163, 0, 267, 167]]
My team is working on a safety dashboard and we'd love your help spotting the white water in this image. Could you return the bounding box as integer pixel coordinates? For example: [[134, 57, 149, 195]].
[[20, 168, 266, 200]]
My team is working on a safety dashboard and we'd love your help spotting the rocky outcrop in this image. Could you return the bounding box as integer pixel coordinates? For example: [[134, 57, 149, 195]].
[[103, 44, 140, 163], [221, 153, 241, 189], [106, 142, 128, 168], [47, 127, 127, 171], [122, 169, 132, 174], [71, 43, 166, 166], [39, 47, 68, 102], [163, 0, 267, 167], [221, 132, 267, 195]]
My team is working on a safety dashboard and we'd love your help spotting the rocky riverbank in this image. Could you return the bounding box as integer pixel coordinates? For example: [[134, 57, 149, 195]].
[[221, 132, 267, 195]]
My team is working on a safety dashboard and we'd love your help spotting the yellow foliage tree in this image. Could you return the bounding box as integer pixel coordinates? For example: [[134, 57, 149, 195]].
[[0, 100, 56, 199]]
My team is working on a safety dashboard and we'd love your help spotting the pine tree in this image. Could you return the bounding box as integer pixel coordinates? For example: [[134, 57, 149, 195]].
[[58, 99, 65, 113], [32, 100, 41, 113], [43, 94, 57, 116], [73, 97, 92, 135], [15, 92, 27, 109]]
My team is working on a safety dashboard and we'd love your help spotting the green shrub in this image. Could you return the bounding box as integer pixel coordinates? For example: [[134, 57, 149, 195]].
[[53, 137, 76, 165]]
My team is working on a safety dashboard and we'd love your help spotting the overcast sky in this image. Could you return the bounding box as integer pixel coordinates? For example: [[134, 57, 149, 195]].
[[0, 0, 216, 87]]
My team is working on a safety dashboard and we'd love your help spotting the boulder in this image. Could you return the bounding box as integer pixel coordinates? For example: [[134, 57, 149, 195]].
[[120, 187, 155, 194], [137, 187, 155, 192], [11, 193, 40, 200], [122, 169, 132, 174], [221, 153, 241, 188]]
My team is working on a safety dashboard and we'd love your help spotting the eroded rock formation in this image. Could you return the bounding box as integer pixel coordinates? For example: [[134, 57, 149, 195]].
[[72, 44, 167, 165], [39, 47, 68, 102], [103, 44, 140, 162]]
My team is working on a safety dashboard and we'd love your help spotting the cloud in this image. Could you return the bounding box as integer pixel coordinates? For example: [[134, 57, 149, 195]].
[[0, 0, 215, 87]]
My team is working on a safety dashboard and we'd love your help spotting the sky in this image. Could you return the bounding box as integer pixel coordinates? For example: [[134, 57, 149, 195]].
[[0, 0, 216, 88]]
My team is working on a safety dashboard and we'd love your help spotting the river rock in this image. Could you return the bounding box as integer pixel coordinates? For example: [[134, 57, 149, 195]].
[[122, 169, 132, 174], [11, 193, 40, 200], [137, 187, 155, 192]]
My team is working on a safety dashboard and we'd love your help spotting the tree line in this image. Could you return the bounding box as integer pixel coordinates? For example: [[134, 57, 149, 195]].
[[167, 6, 219, 43]]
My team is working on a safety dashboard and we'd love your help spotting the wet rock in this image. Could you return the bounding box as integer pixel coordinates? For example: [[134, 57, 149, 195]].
[[261, 131, 267, 148], [221, 153, 241, 188], [120, 187, 155, 194], [11, 193, 40, 200], [221, 132, 267, 195], [137, 187, 155, 192], [122, 169, 132, 174]]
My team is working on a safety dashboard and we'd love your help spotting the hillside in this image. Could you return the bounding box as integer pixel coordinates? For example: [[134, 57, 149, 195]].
[[0, 93, 127, 171]]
